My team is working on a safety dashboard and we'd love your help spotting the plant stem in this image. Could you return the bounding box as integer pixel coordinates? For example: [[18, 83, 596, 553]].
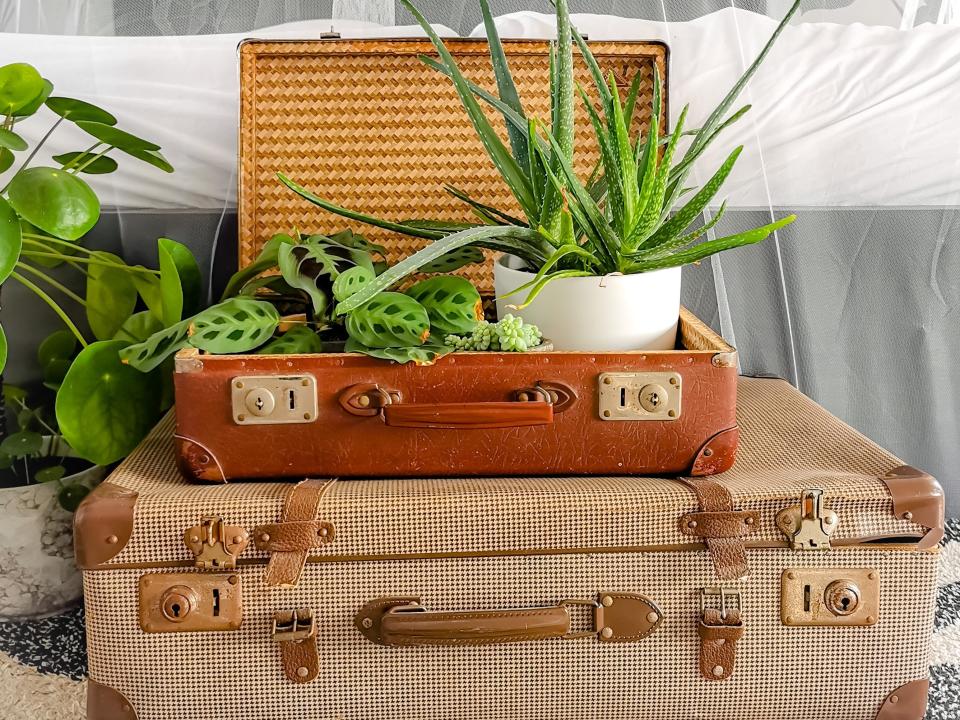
[[0, 117, 63, 193], [15, 261, 88, 306], [9, 271, 89, 347], [60, 142, 102, 171], [71, 145, 114, 174], [22, 235, 104, 259], [20, 250, 160, 274]]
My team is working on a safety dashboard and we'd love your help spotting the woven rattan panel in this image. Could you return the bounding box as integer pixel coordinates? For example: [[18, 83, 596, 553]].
[[102, 378, 920, 567], [238, 39, 668, 292], [85, 548, 936, 720]]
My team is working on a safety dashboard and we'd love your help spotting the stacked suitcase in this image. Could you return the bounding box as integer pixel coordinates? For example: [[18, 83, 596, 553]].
[[78, 39, 943, 720]]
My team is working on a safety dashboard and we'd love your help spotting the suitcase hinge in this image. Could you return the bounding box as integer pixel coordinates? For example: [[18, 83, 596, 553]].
[[184, 516, 249, 569], [775, 489, 838, 550]]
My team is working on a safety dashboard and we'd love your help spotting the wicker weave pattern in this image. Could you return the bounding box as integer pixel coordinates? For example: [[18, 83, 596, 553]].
[[102, 378, 920, 567], [85, 547, 936, 720], [239, 40, 668, 292]]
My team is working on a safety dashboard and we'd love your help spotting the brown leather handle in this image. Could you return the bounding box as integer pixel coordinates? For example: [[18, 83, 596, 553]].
[[356, 594, 663, 647], [382, 400, 553, 429]]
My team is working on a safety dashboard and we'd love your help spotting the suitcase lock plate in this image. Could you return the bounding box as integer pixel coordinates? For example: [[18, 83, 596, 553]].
[[598, 372, 681, 421], [781, 568, 879, 626], [776, 489, 838, 550], [231, 375, 318, 425], [139, 572, 242, 633]]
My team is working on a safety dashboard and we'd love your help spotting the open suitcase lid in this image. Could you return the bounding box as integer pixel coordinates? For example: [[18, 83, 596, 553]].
[[77, 378, 942, 570], [237, 38, 668, 293]]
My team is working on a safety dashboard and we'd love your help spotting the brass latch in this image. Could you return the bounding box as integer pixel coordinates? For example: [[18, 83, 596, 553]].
[[776, 489, 838, 550], [272, 608, 317, 643], [184, 516, 249, 569]]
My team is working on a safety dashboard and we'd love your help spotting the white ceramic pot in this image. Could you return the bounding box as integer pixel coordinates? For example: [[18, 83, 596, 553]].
[[493, 254, 682, 351], [0, 447, 104, 620]]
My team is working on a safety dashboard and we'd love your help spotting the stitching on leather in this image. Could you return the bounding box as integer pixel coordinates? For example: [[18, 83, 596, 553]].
[[604, 594, 661, 640]]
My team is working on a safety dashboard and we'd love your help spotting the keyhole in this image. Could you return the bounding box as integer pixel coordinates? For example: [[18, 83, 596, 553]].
[[648, 392, 660, 407], [288, 389, 296, 410], [170, 603, 181, 618], [213, 589, 221, 617], [840, 597, 850, 610]]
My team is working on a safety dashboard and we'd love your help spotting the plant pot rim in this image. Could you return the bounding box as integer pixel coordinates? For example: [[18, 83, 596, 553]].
[[495, 253, 681, 282]]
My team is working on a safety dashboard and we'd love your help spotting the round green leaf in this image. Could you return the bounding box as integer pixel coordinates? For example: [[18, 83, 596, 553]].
[[332, 265, 375, 302], [0, 325, 6, 375], [74, 121, 160, 152], [58, 483, 91, 512], [405, 276, 483, 335], [2, 385, 27, 406], [0, 430, 43, 458], [35, 465, 66, 483], [52, 151, 118, 175], [114, 310, 163, 343], [6, 167, 100, 241], [86, 251, 137, 340], [12, 78, 53, 118], [0, 147, 13, 173], [0, 128, 27, 152], [0, 63, 44, 115], [38, 329, 77, 368], [56, 339, 162, 465], [158, 237, 201, 324], [42, 357, 72, 389], [0, 452, 13, 470], [0, 196, 22, 285], [45, 96, 117, 125]]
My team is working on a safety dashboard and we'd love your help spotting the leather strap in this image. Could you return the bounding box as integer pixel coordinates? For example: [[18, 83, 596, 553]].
[[698, 608, 743, 681], [263, 479, 336, 588], [680, 478, 751, 580], [272, 609, 319, 684]]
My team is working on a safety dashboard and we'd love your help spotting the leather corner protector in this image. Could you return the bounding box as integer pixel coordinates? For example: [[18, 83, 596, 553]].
[[882, 466, 945, 550], [173, 347, 203, 373], [87, 679, 138, 720], [174, 435, 226, 483], [596, 593, 663, 642], [690, 426, 740, 476], [74, 482, 137, 569], [679, 510, 760, 539], [711, 350, 738, 368], [875, 678, 929, 720]]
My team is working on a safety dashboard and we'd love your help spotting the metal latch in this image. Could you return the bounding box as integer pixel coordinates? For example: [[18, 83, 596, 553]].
[[598, 372, 681, 421], [184, 516, 249, 569], [776, 489, 838, 550], [272, 609, 317, 642]]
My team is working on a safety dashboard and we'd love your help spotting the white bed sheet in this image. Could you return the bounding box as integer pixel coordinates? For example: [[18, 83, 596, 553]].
[[470, 9, 960, 208], [0, 19, 459, 210]]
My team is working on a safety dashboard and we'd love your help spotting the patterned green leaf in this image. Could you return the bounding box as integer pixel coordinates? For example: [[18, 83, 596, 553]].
[[119, 319, 191, 372], [346, 292, 430, 349], [419, 245, 486, 273], [256, 325, 324, 355], [188, 298, 280, 354], [332, 265, 375, 302], [345, 337, 452, 366], [406, 276, 483, 335], [278, 243, 337, 317]]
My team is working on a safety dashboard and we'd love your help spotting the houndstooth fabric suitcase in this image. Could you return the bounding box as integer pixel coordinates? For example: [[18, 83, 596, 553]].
[[78, 377, 942, 720]]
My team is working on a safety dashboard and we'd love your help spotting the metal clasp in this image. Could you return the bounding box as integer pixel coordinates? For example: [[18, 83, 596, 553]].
[[776, 489, 839, 550], [184, 516, 249, 570], [700, 587, 743, 622], [272, 609, 317, 643]]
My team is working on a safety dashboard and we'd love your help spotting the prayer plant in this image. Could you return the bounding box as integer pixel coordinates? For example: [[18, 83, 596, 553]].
[[279, 0, 799, 311]]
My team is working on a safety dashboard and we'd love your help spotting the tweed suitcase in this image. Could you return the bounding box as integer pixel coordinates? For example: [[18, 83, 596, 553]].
[[80, 377, 942, 720], [172, 38, 743, 482]]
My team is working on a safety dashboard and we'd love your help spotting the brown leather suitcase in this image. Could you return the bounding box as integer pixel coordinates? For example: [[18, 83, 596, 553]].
[[174, 38, 741, 482], [80, 378, 943, 719]]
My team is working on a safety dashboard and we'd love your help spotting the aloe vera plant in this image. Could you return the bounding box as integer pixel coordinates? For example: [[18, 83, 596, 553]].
[[279, 0, 800, 310]]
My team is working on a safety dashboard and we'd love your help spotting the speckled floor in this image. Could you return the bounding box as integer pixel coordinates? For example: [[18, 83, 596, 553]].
[[1, 522, 958, 719]]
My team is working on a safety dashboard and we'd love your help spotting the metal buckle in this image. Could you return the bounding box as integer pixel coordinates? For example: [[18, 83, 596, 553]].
[[272, 609, 317, 643], [559, 598, 601, 639], [700, 587, 743, 623]]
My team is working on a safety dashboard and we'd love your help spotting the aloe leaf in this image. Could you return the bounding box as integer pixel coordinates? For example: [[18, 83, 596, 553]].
[[344, 336, 452, 366], [577, 83, 623, 234], [188, 298, 280, 354], [636, 145, 742, 253], [499, 243, 599, 301], [335, 224, 547, 315], [526, 118, 546, 207], [634, 67, 661, 213], [630, 201, 727, 260], [256, 325, 324, 355], [479, 0, 528, 168], [622, 71, 644, 132], [118, 319, 191, 372], [570, 23, 612, 112], [670, 104, 751, 182], [539, 153, 610, 267], [399, 0, 537, 222], [509, 269, 593, 310], [278, 173, 444, 241], [629, 215, 796, 272], [401, 219, 475, 232], [607, 73, 638, 232], [445, 185, 524, 226]]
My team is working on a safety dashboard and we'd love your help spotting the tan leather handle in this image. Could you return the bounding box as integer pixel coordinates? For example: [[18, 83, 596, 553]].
[[356, 594, 663, 647], [382, 400, 553, 429]]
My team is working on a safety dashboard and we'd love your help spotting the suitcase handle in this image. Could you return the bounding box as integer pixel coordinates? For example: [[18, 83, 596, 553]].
[[355, 594, 663, 646]]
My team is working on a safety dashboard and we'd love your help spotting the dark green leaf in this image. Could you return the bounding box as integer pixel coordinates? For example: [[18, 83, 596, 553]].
[[45, 96, 117, 125], [42, 357, 72, 389], [52, 151, 118, 175], [0, 325, 6, 375], [221, 233, 296, 300], [2, 385, 28, 406], [256, 325, 324, 355], [38, 329, 77, 369], [35, 465, 66, 483], [58, 483, 91, 512], [86, 251, 137, 340], [74, 121, 160, 152], [0, 128, 27, 152], [57, 339, 162, 465], [188, 298, 280, 354], [0, 147, 13, 173], [0, 430, 43, 458], [158, 237, 202, 324], [0, 196, 22, 285], [0, 63, 44, 114], [6, 167, 100, 241], [278, 243, 337, 317]]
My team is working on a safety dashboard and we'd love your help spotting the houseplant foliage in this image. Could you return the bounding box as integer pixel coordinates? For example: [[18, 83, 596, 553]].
[[277, 0, 799, 334], [0, 61, 199, 465], [121, 228, 543, 373]]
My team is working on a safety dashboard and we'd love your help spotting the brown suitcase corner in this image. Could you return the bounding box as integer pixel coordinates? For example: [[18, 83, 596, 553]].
[[875, 679, 929, 720], [87, 679, 138, 720], [175, 435, 227, 483], [881, 465, 945, 550], [74, 481, 138, 569]]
